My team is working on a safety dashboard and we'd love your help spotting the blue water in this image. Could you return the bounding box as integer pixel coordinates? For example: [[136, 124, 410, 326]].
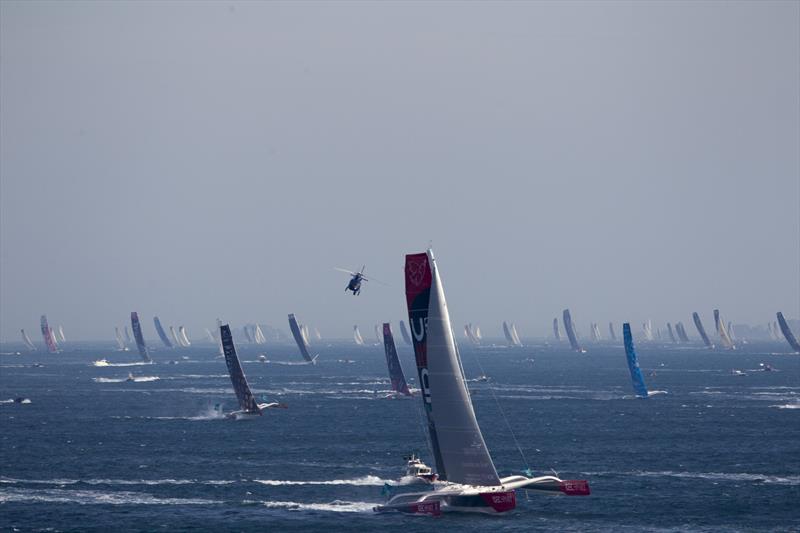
[[1, 340, 799, 532]]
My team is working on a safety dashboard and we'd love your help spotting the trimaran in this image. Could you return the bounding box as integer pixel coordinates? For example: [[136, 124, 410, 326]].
[[376, 249, 589, 515]]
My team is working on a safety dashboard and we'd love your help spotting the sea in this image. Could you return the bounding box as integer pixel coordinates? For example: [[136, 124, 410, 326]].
[[1, 338, 798, 532]]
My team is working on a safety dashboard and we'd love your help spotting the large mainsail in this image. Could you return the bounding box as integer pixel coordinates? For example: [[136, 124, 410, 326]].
[[153, 316, 173, 348], [398, 320, 413, 345], [692, 312, 713, 348], [21, 329, 36, 351], [288, 313, 315, 363], [510, 323, 522, 346], [713, 309, 735, 349], [562, 309, 583, 352], [405, 250, 500, 486], [40, 315, 59, 353], [776, 312, 800, 352], [220, 324, 261, 414], [130, 312, 151, 362], [623, 323, 649, 398], [382, 323, 411, 396]]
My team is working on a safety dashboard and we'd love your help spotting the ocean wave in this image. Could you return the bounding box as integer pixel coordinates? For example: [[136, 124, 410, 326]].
[[254, 475, 387, 486], [1, 477, 236, 487], [585, 470, 800, 485], [0, 487, 222, 505], [92, 360, 152, 367], [771, 403, 800, 409], [93, 376, 159, 383], [258, 499, 375, 513]]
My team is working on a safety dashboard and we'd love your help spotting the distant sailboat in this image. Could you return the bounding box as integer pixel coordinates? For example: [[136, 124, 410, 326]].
[[623, 323, 649, 399], [376, 250, 590, 515], [242, 324, 253, 344], [502, 321, 521, 347], [20, 329, 36, 351], [288, 314, 317, 364], [220, 324, 283, 418], [124, 326, 132, 344], [642, 320, 654, 341], [590, 323, 602, 342], [313, 327, 322, 341], [153, 316, 173, 348], [254, 324, 267, 345], [692, 312, 713, 348], [382, 323, 411, 396], [169, 326, 181, 347], [510, 323, 522, 346], [713, 309, 735, 350], [374, 324, 383, 344], [675, 322, 690, 343], [776, 312, 800, 352], [562, 309, 584, 353], [56, 326, 66, 343], [553, 318, 561, 341], [666, 323, 677, 344], [40, 315, 59, 353], [301, 324, 311, 346], [398, 320, 413, 345], [178, 326, 191, 347], [130, 312, 151, 362], [353, 325, 365, 346], [608, 322, 616, 341], [204, 328, 216, 343], [115, 327, 128, 351]]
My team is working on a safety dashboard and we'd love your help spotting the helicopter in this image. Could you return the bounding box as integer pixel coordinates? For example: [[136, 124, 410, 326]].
[[335, 266, 382, 295]]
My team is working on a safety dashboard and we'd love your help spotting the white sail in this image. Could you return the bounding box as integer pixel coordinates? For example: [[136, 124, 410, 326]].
[[114, 327, 127, 351], [57, 325, 66, 342], [510, 323, 522, 346], [178, 326, 191, 347], [374, 324, 382, 344], [353, 325, 365, 346], [21, 329, 36, 351], [301, 324, 311, 346], [216, 319, 224, 356], [169, 326, 181, 347], [714, 309, 735, 350], [254, 324, 267, 345], [314, 327, 322, 341]]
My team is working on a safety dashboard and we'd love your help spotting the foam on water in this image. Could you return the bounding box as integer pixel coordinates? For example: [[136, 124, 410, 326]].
[[254, 475, 387, 486], [259, 499, 376, 513], [0, 488, 222, 505]]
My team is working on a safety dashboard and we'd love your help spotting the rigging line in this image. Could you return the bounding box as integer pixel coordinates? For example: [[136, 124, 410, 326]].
[[468, 345, 531, 473]]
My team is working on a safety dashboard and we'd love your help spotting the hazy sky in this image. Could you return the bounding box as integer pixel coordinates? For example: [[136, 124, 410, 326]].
[[1, 1, 798, 341]]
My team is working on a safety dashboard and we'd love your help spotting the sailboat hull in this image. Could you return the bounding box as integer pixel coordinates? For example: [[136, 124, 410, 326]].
[[375, 487, 516, 515]]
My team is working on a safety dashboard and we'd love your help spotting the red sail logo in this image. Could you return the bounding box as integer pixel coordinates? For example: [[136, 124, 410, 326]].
[[407, 257, 427, 287]]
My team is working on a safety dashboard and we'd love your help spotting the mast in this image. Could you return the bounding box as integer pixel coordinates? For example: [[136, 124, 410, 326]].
[[130, 312, 151, 362], [382, 323, 411, 396], [405, 250, 501, 486]]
